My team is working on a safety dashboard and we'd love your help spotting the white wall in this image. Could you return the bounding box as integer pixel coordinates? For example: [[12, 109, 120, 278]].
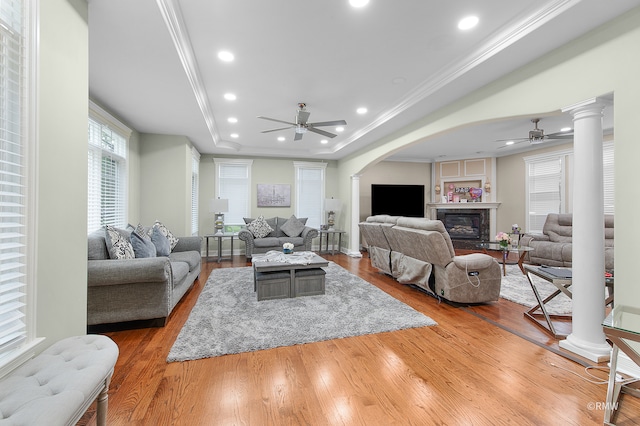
[[36, 0, 89, 344]]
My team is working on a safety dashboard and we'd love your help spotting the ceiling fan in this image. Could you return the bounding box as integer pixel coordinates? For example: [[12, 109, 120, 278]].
[[497, 118, 574, 148], [258, 103, 347, 141]]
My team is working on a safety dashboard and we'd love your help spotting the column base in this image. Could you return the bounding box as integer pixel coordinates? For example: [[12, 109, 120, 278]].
[[346, 250, 363, 258], [559, 333, 611, 363]]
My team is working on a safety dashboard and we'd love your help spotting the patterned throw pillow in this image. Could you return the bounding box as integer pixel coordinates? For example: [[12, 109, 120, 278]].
[[133, 223, 151, 241], [150, 220, 179, 251], [247, 215, 274, 238], [105, 225, 135, 260], [280, 215, 306, 237]]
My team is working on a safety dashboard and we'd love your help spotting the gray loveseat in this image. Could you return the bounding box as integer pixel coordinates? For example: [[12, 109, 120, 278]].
[[520, 213, 614, 270], [360, 215, 502, 304], [87, 227, 202, 328], [238, 216, 318, 259]]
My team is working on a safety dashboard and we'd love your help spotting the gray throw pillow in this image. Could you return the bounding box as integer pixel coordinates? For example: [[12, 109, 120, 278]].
[[104, 225, 135, 260], [130, 231, 157, 258], [151, 225, 171, 257], [280, 215, 306, 237]]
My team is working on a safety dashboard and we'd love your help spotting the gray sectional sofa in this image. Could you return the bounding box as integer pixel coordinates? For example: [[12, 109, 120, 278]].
[[360, 215, 502, 304], [87, 227, 202, 328], [238, 216, 318, 259], [520, 213, 614, 270]]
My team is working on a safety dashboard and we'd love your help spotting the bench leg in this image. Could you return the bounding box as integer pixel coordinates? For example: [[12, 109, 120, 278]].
[[96, 375, 112, 426]]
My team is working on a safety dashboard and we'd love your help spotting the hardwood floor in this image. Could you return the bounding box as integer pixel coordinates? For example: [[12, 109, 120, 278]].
[[81, 253, 640, 425]]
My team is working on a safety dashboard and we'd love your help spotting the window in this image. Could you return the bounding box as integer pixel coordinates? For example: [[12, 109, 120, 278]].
[[603, 141, 614, 215], [0, 0, 35, 370], [214, 159, 252, 230], [191, 148, 200, 235], [525, 143, 614, 232], [525, 152, 567, 232], [294, 162, 327, 229], [87, 101, 131, 234]]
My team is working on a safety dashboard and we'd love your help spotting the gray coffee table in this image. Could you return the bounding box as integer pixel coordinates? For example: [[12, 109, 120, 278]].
[[252, 251, 329, 301]]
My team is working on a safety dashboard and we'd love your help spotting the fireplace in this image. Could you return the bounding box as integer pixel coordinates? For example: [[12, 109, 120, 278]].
[[435, 207, 492, 249], [443, 213, 481, 240]]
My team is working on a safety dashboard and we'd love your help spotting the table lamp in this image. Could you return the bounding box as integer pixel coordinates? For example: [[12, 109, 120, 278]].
[[325, 198, 341, 230], [210, 198, 229, 235]]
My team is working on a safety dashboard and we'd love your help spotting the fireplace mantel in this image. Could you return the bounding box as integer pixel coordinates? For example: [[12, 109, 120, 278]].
[[426, 202, 501, 242]]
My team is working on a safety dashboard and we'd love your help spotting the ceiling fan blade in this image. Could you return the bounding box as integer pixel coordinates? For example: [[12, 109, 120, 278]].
[[297, 111, 310, 125], [545, 131, 574, 140], [261, 126, 293, 134], [307, 127, 337, 138], [308, 120, 347, 127], [497, 140, 528, 149], [495, 137, 529, 143], [257, 116, 297, 126], [294, 131, 304, 141]]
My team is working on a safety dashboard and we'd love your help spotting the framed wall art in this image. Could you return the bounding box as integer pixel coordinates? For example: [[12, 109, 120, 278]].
[[257, 184, 291, 207]]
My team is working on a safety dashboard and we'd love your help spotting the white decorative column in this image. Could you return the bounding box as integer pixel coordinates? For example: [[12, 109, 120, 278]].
[[559, 98, 611, 362], [347, 174, 363, 257]]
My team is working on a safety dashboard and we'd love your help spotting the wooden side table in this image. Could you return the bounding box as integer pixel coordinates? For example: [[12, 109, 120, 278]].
[[318, 229, 345, 255], [204, 233, 235, 262]]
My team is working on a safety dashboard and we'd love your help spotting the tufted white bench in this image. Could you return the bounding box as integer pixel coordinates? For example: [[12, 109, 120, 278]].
[[0, 334, 119, 426]]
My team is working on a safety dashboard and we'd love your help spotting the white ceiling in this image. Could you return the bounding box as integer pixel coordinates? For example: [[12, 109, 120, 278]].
[[88, 0, 637, 162]]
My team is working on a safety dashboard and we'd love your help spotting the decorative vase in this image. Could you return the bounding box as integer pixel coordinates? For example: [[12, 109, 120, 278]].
[[499, 241, 509, 249], [283, 248, 293, 254]]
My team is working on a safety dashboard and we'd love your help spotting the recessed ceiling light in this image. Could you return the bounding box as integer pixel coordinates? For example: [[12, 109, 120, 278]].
[[277, 136, 285, 142], [224, 93, 236, 101], [561, 127, 572, 132], [321, 139, 328, 144], [458, 16, 479, 30], [227, 117, 238, 123], [336, 126, 345, 132], [505, 141, 515, 146], [217, 51, 234, 62], [349, 0, 369, 7], [230, 133, 239, 138], [356, 107, 368, 114], [392, 76, 406, 85]]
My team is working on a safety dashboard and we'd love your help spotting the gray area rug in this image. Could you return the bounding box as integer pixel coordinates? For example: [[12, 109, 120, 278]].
[[168, 262, 436, 362], [499, 264, 572, 314]]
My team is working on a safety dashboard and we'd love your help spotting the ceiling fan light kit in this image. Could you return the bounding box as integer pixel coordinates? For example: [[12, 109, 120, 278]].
[[497, 118, 574, 149], [258, 103, 347, 141]]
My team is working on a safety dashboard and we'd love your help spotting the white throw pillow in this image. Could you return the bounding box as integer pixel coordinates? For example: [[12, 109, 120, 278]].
[[247, 215, 274, 238]]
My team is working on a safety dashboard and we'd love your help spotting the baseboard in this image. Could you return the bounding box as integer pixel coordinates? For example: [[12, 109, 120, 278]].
[[87, 317, 166, 333]]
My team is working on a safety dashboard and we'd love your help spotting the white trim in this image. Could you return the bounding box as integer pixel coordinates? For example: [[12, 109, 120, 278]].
[[523, 148, 573, 163], [440, 161, 461, 178], [464, 159, 486, 176], [330, 0, 581, 154], [89, 100, 132, 139]]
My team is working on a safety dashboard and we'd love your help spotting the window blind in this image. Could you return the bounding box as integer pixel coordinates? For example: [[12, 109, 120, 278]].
[[603, 141, 614, 215], [87, 113, 128, 234], [526, 156, 563, 233], [191, 147, 200, 235], [215, 159, 252, 225], [0, 0, 28, 361], [294, 162, 326, 229]]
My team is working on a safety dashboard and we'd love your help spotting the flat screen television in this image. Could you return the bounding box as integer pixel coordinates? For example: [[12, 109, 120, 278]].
[[371, 184, 425, 217]]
